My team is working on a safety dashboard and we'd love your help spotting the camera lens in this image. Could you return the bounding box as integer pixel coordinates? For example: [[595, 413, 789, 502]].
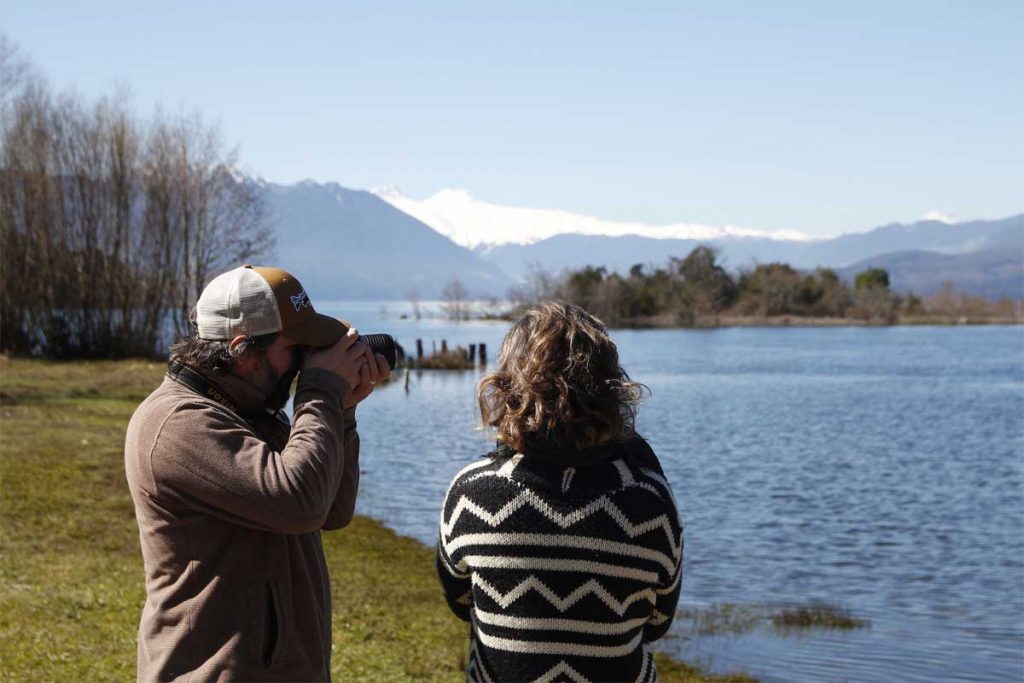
[[359, 333, 400, 371]]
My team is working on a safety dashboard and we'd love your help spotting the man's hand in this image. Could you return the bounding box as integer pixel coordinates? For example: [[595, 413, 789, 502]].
[[344, 346, 391, 408], [303, 328, 392, 408], [304, 328, 368, 389]]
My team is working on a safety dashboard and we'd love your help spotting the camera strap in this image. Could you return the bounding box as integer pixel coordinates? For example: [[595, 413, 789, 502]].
[[166, 360, 241, 414]]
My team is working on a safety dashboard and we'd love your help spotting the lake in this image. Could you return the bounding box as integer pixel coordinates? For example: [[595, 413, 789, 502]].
[[318, 302, 1024, 683]]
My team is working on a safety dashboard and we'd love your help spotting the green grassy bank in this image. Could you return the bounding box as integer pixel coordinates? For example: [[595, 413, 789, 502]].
[[0, 358, 753, 682]]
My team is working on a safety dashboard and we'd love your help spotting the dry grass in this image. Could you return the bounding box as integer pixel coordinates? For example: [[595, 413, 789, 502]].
[[770, 605, 869, 631], [677, 604, 763, 637], [677, 603, 870, 642], [413, 349, 477, 370]]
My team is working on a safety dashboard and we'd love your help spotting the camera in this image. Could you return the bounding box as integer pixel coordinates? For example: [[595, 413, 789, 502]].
[[360, 334, 402, 371]]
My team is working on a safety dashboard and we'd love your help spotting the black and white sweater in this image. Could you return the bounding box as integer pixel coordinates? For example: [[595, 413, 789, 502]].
[[436, 437, 683, 683]]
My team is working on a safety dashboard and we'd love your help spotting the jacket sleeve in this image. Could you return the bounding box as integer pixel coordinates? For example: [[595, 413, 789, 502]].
[[436, 478, 473, 621], [321, 407, 360, 530], [643, 498, 683, 643], [149, 369, 352, 534]]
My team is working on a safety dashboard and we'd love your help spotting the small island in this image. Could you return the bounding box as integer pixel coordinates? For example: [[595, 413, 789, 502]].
[[480, 246, 1023, 328]]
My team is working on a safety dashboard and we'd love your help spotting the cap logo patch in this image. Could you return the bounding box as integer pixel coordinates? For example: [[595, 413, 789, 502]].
[[290, 291, 311, 312]]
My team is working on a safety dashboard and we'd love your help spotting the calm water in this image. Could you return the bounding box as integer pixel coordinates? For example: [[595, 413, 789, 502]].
[[318, 303, 1024, 683]]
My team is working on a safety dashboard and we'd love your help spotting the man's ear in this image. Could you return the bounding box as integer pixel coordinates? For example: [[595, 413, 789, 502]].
[[228, 335, 249, 355], [228, 335, 259, 374]]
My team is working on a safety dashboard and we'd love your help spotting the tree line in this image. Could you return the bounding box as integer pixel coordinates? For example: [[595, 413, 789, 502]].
[[507, 246, 1021, 327], [0, 36, 270, 358]]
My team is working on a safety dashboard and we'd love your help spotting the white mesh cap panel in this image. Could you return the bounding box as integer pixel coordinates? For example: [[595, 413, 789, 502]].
[[195, 267, 284, 339]]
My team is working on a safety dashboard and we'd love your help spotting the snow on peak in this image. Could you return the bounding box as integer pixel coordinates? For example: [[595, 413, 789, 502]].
[[430, 188, 474, 204], [370, 187, 817, 248], [921, 210, 958, 224], [371, 184, 403, 198]]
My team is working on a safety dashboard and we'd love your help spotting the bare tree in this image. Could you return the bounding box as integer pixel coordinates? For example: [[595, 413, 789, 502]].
[[407, 287, 422, 320], [441, 276, 470, 321], [480, 296, 504, 319], [507, 262, 558, 313], [153, 111, 269, 338], [592, 273, 625, 327], [0, 33, 37, 117], [925, 281, 959, 320], [0, 38, 269, 358]]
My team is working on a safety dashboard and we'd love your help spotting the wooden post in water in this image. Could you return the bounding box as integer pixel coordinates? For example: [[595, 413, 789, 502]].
[[416, 339, 423, 361], [469, 344, 477, 364], [479, 343, 487, 367]]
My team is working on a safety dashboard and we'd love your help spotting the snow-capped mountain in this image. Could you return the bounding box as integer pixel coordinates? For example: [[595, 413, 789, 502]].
[[920, 210, 958, 224], [262, 180, 513, 300], [372, 186, 818, 249], [245, 173, 1019, 299]]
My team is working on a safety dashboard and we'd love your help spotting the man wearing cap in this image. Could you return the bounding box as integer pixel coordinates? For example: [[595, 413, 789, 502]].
[[125, 265, 387, 682]]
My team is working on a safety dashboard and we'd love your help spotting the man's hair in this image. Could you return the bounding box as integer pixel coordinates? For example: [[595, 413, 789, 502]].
[[169, 332, 278, 374], [477, 301, 647, 453]]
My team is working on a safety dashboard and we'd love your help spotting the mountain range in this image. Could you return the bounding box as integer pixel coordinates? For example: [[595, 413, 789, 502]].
[[371, 186, 813, 247], [264, 181, 512, 301], [471, 215, 1023, 297], [262, 179, 1023, 301]]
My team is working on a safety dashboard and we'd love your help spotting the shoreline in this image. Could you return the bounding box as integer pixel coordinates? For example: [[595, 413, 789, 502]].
[[480, 313, 1023, 329], [599, 315, 1021, 329], [330, 515, 756, 682], [0, 357, 756, 682], [621, 314, 1023, 329]]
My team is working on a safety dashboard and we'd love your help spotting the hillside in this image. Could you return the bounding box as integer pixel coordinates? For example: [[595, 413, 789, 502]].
[[838, 248, 1024, 299], [264, 181, 513, 300]]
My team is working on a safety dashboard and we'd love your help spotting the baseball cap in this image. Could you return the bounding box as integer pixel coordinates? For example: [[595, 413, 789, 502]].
[[195, 265, 347, 347]]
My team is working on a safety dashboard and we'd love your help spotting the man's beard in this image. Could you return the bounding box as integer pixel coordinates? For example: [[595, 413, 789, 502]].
[[257, 349, 303, 412]]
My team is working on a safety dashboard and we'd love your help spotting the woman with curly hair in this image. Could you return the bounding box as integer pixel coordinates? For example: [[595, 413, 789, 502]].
[[437, 301, 683, 683]]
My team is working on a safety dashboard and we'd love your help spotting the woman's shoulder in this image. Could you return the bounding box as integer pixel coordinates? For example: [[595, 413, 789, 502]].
[[615, 436, 678, 507], [621, 434, 666, 474], [442, 444, 520, 498]]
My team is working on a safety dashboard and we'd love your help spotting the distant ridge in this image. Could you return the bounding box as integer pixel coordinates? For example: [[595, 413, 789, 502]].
[[838, 248, 1024, 299], [262, 177, 1021, 300], [263, 181, 514, 300], [474, 215, 1024, 298]]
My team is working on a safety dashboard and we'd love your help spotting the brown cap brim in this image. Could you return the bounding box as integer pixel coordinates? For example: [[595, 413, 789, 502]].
[[282, 313, 349, 347]]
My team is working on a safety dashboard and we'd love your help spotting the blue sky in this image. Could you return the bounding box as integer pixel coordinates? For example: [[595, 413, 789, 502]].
[[4, 0, 1022, 236]]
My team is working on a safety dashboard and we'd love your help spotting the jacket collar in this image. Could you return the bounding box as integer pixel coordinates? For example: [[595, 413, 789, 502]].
[[497, 432, 640, 467], [200, 368, 271, 415]]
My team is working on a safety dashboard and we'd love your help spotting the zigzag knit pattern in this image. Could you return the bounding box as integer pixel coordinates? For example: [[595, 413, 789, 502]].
[[437, 438, 683, 683]]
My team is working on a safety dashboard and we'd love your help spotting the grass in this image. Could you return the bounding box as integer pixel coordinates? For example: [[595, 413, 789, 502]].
[[412, 348, 477, 370], [0, 356, 751, 682], [677, 603, 870, 641], [770, 605, 869, 631], [677, 604, 763, 637]]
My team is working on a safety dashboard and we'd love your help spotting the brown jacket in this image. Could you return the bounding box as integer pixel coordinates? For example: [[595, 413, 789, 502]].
[[125, 366, 358, 682]]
